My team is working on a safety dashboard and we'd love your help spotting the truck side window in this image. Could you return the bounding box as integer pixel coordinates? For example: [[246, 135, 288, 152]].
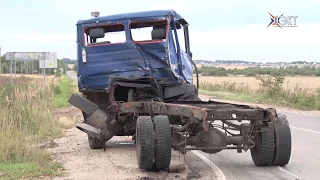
[[84, 24, 126, 46]]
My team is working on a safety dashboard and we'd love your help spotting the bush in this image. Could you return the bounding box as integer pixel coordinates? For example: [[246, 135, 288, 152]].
[[55, 67, 61, 77], [255, 74, 285, 98], [200, 74, 320, 110]]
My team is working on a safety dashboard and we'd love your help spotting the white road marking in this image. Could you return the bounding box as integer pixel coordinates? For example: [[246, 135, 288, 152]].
[[278, 167, 304, 180], [291, 126, 320, 134], [191, 150, 226, 180]]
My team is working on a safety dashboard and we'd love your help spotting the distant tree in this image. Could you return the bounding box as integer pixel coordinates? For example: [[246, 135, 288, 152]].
[[55, 68, 62, 77], [1, 63, 9, 74], [72, 63, 78, 71], [61, 58, 76, 64], [57, 59, 67, 74]]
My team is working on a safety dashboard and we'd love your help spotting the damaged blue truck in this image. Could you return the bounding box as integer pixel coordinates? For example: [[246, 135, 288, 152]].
[[68, 10, 292, 170]]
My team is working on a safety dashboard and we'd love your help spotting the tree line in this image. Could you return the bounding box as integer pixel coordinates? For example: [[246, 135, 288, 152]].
[[197, 65, 320, 76]]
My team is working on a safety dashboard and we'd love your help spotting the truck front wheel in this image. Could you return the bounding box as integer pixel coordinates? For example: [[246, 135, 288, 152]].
[[153, 115, 172, 170]]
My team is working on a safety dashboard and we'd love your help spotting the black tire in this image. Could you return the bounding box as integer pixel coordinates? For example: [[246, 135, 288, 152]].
[[153, 115, 172, 170], [272, 113, 292, 166], [250, 127, 275, 166], [88, 135, 105, 149], [136, 116, 154, 170]]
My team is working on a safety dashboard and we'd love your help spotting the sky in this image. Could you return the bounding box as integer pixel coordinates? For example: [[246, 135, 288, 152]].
[[0, 0, 319, 62]]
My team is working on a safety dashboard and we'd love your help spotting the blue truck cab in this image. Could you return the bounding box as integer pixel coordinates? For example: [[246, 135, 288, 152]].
[[71, 9, 200, 152], [76, 9, 198, 94]]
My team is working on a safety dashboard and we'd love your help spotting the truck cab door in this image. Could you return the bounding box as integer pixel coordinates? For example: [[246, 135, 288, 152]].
[[172, 20, 193, 84], [180, 49, 193, 84]]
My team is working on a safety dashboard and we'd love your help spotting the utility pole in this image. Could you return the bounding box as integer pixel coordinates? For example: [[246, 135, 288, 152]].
[[15, 58, 16, 77], [0, 47, 2, 74], [44, 58, 46, 85], [10, 58, 13, 87]]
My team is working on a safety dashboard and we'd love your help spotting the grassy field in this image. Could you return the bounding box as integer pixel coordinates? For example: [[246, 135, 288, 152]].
[[194, 76, 320, 90], [197, 75, 320, 110], [0, 74, 56, 79], [0, 74, 76, 179], [54, 76, 77, 108]]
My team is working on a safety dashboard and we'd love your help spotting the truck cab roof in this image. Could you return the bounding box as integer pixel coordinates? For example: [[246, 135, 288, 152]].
[[77, 9, 187, 25]]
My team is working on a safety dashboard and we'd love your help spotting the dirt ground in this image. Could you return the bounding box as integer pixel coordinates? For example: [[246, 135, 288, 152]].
[[45, 107, 201, 180]]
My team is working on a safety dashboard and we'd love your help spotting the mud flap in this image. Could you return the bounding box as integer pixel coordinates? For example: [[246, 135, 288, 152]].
[[68, 94, 121, 140]]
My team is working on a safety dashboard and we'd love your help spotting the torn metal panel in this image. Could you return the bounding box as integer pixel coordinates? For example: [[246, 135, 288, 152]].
[[68, 94, 98, 114], [163, 84, 197, 99], [76, 122, 102, 139]]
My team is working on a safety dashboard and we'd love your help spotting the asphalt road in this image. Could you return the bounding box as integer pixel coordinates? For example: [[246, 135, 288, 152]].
[[195, 109, 320, 180], [66, 71, 77, 81], [66, 71, 319, 180]]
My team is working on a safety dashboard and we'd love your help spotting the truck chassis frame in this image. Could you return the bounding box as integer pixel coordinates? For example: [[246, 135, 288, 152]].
[[68, 80, 291, 171]]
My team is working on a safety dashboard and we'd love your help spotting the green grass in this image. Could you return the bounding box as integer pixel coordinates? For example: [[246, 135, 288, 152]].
[[0, 75, 75, 179], [0, 160, 63, 180], [199, 89, 264, 103], [53, 75, 77, 108], [199, 76, 320, 110]]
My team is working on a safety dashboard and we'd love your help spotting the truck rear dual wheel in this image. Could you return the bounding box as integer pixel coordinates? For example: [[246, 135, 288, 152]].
[[135, 115, 172, 170], [153, 115, 172, 170], [136, 116, 154, 170], [250, 113, 291, 166]]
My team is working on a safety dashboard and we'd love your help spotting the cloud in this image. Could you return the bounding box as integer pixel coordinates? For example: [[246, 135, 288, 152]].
[[190, 24, 320, 45], [1, 33, 75, 43], [0, 0, 319, 61]]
